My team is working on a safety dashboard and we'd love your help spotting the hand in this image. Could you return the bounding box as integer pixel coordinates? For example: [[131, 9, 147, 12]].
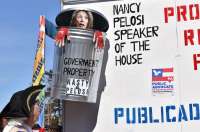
[[93, 31, 105, 49], [54, 27, 69, 47]]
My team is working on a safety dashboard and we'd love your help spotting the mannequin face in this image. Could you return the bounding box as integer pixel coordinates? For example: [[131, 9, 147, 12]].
[[75, 11, 89, 29]]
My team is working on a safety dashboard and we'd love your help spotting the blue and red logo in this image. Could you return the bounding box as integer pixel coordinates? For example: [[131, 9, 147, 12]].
[[152, 67, 174, 94]]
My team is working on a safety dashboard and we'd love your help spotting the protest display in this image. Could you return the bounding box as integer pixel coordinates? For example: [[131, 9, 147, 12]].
[[49, 0, 200, 131]]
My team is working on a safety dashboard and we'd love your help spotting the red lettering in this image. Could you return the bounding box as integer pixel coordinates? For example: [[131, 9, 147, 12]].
[[184, 29, 194, 46], [164, 7, 174, 23], [198, 29, 200, 44], [189, 4, 200, 20], [193, 54, 200, 70], [164, 4, 200, 23], [177, 6, 187, 22]]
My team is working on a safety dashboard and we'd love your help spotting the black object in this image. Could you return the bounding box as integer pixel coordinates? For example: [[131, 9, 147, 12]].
[[56, 8, 109, 32], [0, 85, 45, 118]]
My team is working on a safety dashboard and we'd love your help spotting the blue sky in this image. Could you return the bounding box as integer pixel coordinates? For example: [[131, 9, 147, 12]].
[[0, 0, 60, 111]]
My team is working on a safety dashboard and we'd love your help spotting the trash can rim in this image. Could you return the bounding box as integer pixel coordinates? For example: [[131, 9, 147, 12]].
[[55, 8, 109, 32]]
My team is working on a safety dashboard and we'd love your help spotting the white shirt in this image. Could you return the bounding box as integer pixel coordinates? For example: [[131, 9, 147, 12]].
[[3, 119, 32, 132]]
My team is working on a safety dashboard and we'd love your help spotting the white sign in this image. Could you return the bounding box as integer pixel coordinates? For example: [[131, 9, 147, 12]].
[[59, 0, 200, 132], [65, 78, 89, 96]]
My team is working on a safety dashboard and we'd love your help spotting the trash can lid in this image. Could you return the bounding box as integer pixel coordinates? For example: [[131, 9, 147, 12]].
[[56, 8, 109, 32]]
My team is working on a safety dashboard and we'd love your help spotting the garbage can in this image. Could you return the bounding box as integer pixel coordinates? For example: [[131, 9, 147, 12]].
[[51, 8, 109, 103]]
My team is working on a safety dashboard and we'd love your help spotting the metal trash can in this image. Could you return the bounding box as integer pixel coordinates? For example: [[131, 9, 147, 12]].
[[51, 8, 109, 103]]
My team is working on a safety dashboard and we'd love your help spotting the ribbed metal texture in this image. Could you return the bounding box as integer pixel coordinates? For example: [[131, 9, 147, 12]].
[[51, 27, 105, 103]]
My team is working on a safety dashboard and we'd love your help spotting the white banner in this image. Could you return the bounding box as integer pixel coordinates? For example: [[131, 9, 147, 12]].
[[60, 0, 200, 131]]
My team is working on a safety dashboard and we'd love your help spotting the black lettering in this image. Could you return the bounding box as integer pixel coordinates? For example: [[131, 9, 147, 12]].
[[114, 26, 159, 40], [115, 54, 143, 66], [113, 3, 141, 15]]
